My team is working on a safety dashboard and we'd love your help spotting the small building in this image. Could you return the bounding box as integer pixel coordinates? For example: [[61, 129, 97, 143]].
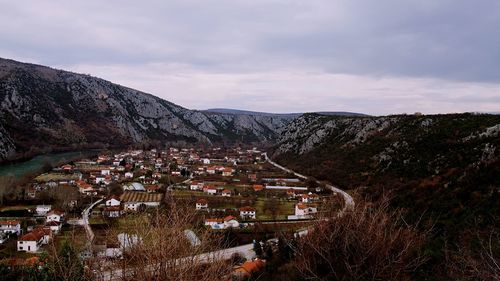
[[35, 205, 52, 216], [105, 195, 121, 207], [252, 184, 264, 192], [292, 203, 317, 219], [222, 189, 232, 197], [196, 199, 208, 210], [0, 220, 21, 236], [222, 167, 234, 177], [239, 206, 256, 219], [17, 228, 51, 253], [233, 259, 266, 279], [46, 210, 65, 223], [203, 186, 217, 195]]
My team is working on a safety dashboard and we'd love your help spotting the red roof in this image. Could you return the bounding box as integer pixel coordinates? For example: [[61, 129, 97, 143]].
[[0, 220, 20, 226], [196, 199, 208, 204], [253, 184, 264, 191], [222, 189, 231, 194], [46, 209, 65, 216], [239, 206, 255, 212], [224, 216, 237, 222], [19, 228, 48, 241]]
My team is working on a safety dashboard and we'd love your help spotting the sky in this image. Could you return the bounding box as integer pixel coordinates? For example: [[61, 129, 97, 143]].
[[1, 0, 499, 115]]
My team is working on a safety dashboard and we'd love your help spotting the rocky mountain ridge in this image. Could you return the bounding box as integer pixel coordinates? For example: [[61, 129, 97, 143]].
[[0, 58, 289, 161]]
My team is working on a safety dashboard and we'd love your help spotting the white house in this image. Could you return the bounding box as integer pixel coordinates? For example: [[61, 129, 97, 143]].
[[0, 220, 21, 235], [124, 172, 134, 179], [35, 205, 52, 216], [101, 169, 111, 176], [106, 196, 121, 207], [301, 193, 320, 203], [293, 203, 317, 219], [196, 199, 208, 210], [204, 186, 217, 195], [17, 228, 51, 252], [190, 182, 203, 190], [239, 206, 256, 219], [201, 158, 211, 165], [204, 216, 239, 229], [120, 192, 162, 212], [46, 210, 65, 223], [222, 189, 232, 197], [222, 168, 234, 177], [46, 221, 62, 234]]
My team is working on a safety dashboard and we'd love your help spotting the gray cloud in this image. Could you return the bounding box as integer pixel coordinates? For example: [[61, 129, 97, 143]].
[[0, 0, 499, 114]]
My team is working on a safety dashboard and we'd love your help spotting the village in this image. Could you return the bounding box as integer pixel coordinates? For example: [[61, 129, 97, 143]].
[[0, 145, 341, 277]]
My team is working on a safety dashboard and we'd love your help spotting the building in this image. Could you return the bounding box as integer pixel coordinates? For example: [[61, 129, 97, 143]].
[[0, 220, 21, 235], [239, 206, 256, 219], [35, 205, 52, 216], [120, 192, 163, 212], [204, 216, 239, 229], [17, 228, 51, 253], [222, 189, 232, 197], [292, 203, 317, 219], [233, 259, 266, 279], [46, 210, 65, 223], [196, 199, 208, 210]]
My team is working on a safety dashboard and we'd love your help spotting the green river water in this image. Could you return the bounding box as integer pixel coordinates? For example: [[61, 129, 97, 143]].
[[0, 150, 98, 179]]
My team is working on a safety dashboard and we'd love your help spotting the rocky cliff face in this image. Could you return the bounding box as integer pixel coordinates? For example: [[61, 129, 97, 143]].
[[274, 113, 500, 183], [273, 113, 500, 261], [0, 58, 290, 160]]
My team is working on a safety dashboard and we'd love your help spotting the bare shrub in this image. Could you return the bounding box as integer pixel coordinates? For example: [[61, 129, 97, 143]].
[[89, 202, 232, 281], [291, 196, 428, 281], [445, 229, 500, 281]]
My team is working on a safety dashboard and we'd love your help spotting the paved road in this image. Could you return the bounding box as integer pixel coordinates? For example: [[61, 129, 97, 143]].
[[263, 152, 354, 212], [82, 198, 103, 242]]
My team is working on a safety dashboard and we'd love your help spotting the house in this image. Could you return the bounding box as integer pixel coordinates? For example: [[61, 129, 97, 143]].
[[204, 216, 239, 229], [301, 193, 320, 203], [196, 199, 208, 210], [77, 181, 96, 195], [252, 184, 264, 192], [222, 167, 234, 177], [101, 169, 111, 176], [292, 203, 318, 219], [190, 182, 203, 190], [61, 164, 73, 171], [201, 158, 210, 165], [35, 205, 52, 216], [206, 166, 216, 174], [124, 172, 134, 179], [0, 220, 21, 235], [103, 206, 122, 218], [203, 186, 217, 195], [123, 182, 146, 191], [120, 192, 163, 212], [239, 206, 256, 219], [152, 172, 162, 179], [146, 185, 161, 193], [17, 228, 51, 252], [45, 221, 62, 234], [46, 210, 65, 223], [106, 195, 121, 207], [223, 216, 239, 228], [222, 189, 232, 197], [233, 259, 266, 279]]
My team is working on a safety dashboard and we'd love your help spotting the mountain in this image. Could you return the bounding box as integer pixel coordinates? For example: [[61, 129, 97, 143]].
[[0, 58, 291, 161], [204, 108, 368, 117], [272, 113, 500, 274]]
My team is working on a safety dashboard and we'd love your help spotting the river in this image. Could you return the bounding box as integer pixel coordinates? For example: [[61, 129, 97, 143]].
[[0, 150, 99, 178]]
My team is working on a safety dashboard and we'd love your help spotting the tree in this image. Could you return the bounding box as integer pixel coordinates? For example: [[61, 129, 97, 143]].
[[52, 239, 85, 281], [253, 240, 263, 257]]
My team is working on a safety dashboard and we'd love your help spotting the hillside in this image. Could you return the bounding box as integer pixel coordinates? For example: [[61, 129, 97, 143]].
[[273, 113, 500, 276], [204, 108, 368, 117], [0, 58, 290, 161]]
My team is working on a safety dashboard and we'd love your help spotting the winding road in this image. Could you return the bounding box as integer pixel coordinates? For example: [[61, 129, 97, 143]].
[[82, 198, 103, 242]]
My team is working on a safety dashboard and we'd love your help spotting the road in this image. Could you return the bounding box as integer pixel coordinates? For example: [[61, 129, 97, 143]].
[[82, 198, 103, 242], [263, 152, 354, 212]]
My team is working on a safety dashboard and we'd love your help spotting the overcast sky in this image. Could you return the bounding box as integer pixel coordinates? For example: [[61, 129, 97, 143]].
[[1, 0, 499, 115]]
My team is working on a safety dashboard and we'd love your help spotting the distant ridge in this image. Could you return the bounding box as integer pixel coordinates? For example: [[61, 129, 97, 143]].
[[204, 108, 369, 117]]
